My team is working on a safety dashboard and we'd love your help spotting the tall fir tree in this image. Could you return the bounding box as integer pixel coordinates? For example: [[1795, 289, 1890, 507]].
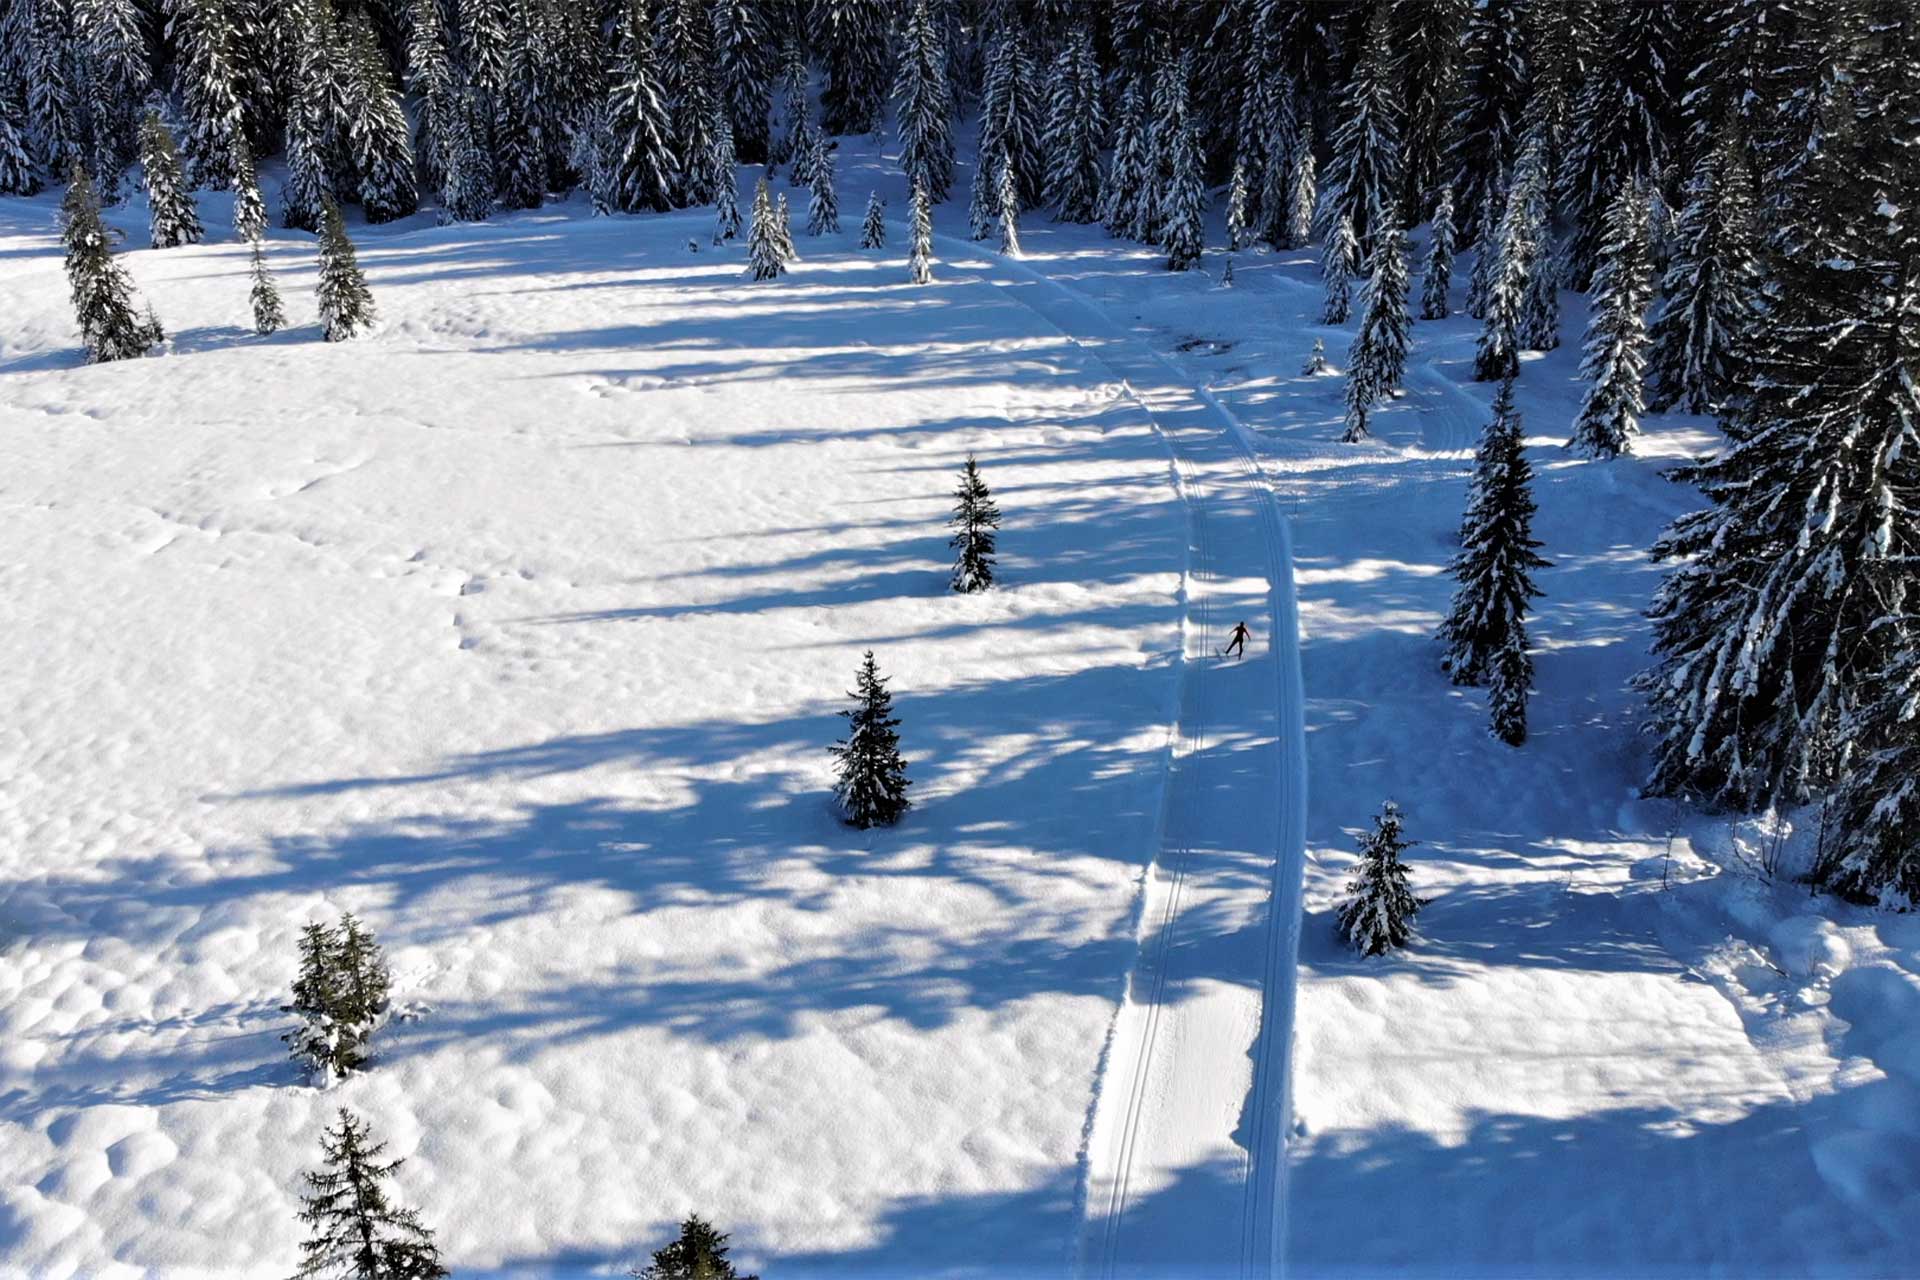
[[950, 454, 1000, 592], [230, 136, 267, 241], [859, 190, 884, 248], [0, 93, 39, 194], [1099, 72, 1153, 242], [1563, 4, 1683, 284], [995, 152, 1020, 256], [1347, 223, 1411, 407], [710, 115, 740, 244], [439, 89, 495, 222], [1159, 56, 1204, 272], [745, 173, 782, 279], [1421, 185, 1456, 320], [977, 22, 1042, 212], [169, 0, 245, 189], [1638, 16, 1920, 820], [292, 1109, 447, 1280], [1437, 374, 1549, 734], [606, 0, 676, 214], [1473, 144, 1543, 382], [405, 0, 456, 193], [28, 0, 84, 180], [343, 12, 417, 223], [75, 0, 146, 195], [1322, 212, 1358, 325], [1645, 123, 1760, 415], [1282, 123, 1315, 251], [774, 190, 796, 261], [1567, 181, 1653, 459], [893, 0, 953, 202], [61, 161, 162, 362], [775, 38, 815, 181], [660, 0, 716, 207], [820, 0, 891, 136], [139, 110, 204, 249], [1826, 620, 1920, 906], [806, 135, 837, 234], [1225, 158, 1249, 254], [908, 175, 933, 283], [280, 85, 332, 231], [1042, 23, 1102, 223], [832, 651, 912, 830], [492, 24, 547, 211], [316, 197, 376, 341], [1393, 0, 1469, 223], [1444, 0, 1528, 236], [1337, 802, 1424, 957], [632, 1216, 759, 1280], [713, 0, 773, 165], [1320, 3, 1402, 262]]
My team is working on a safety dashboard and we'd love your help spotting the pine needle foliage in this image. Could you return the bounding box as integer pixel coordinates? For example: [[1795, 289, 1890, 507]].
[[949, 454, 1001, 593], [292, 1108, 447, 1280], [1337, 802, 1425, 956], [832, 652, 911, 830]]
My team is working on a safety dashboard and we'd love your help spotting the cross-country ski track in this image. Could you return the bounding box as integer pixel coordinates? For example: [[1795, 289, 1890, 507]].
[[940, 238, 1310, 1280]]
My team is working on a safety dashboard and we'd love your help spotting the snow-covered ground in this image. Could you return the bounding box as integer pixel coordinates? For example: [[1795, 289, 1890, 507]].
[[4, 132, 1919, 1279]]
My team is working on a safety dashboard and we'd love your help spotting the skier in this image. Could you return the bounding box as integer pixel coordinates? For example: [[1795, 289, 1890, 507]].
[[1223, 620, 1251, 659]]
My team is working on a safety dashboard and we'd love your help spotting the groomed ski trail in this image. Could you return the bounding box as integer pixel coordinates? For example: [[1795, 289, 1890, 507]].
[[939, 238, 1309, 1280]]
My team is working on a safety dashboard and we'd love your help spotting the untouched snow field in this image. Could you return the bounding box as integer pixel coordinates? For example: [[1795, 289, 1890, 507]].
[[5, 129, 1920, 1280]]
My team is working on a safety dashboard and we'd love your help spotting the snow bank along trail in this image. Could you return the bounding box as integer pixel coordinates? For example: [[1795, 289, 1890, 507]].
[[939, 238, 1309, 1280]]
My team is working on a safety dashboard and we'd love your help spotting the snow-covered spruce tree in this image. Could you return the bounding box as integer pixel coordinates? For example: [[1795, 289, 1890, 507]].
[[1488, 630, 1534, 747], [820, 0, 891, 137], [1563, 7, 1680, 285], [606, 0, 676, 214], [908, 177, 933, 283], [632, 1215, 759, 1280], [1645, 124, 1760, 415], [1141, 53, 1181, 245], [805, 137, 838, 235], [1225, 159, 1249, 253], [1341, 362, 1373, 445], [230, 137, 267, 242], [1319, 3, 1402, 263], [0, 96, 38, 195], [27, 0, 84, 180], [1393, 0, 1468, 224], [995, 154, 1020, 256], [661, 0, 716, 208], [774, 191, 797, 261], [1301, 337, 1329, 376], [282, 913, 391, 1079], [859, 191, 884, 249], [1637, 33, 1920, 820], [76, 0, 147, 194], [1337, 802, 1424, 957], [343, 12, 416, 224], [1347, 224, 1411, 404], [1043, 22, 1103, 224], [1825, 605, 1920, 905], [493, 42, 547, 212], [1437, 374, 1548, 702], [1100, 72, 1153, 242], [1472, 164, 1536, 382], [316, 198, 376, 341], [1517, 231, 1563, 353], [1322, 213, 1358, 325], [1567, 181, 1653, 459], [61, 162, 162, 362], [893, 0, 953, 202], [832, 651, 911, 830], [439, 91, 495, 223], [967, 145, 994, 240], [977, 22, 1042, 211], [1250, 73, 1298, 248], [248, 238, 284, 335], [950, 454, 1000, 593], [290, 0, 356, 197], [139, 111, 204, 249], [775, 39, 815, 182], [1283, 125, 1315, 251], [1160, 64, 1205, 273], [292, 1109, 447, 1280], [1463, 169, 1503, 320], [1445, 0, 1528, 238], [714, 0, 773, 165], [405, 0, 456, 194], [1421, 185, 1456, 320], [280, 93, 332, 231], [710, 117, 740, 244], [168, 0, 245, 189], [745, 176, 783, 279]]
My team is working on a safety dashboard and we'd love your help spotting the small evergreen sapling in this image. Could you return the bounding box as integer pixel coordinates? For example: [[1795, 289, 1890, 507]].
[[632, 1215, 758, 1280], [908, 178, 933, 284], [249, 240, 286, 336], [1225, 158, 1249, 251], [1302, 338, 1330, 376], [61, 163, 162, 363], [1322, 214, 1358, 324], [805, 136, 838, 235], [316, 200, 376, 342], [1436, 374, 1548, 705], [1421, 185, 1456, 320], [1337, 801, 1425, 956], [949, 455, 1000, 592], [832, 651, 911, 829], [859, 192, 885, 249], [774, 192, 797, 261], [140, 110, 203, 250], [282, 912, 392, 1081], [231, 139, 269, 244], [292, 1108, 447, 1280], [746, 176, 783, 280]]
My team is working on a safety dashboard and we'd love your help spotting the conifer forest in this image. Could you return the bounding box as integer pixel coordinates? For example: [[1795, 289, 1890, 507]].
[[2, 0, 1918, 1275]]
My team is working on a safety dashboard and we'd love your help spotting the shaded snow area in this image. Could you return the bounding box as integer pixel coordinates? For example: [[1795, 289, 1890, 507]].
[[4, 133, 1919, 1280]]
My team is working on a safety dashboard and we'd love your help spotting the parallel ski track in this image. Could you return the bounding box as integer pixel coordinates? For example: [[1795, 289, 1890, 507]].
[[937, 237, 1309, 1280]]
